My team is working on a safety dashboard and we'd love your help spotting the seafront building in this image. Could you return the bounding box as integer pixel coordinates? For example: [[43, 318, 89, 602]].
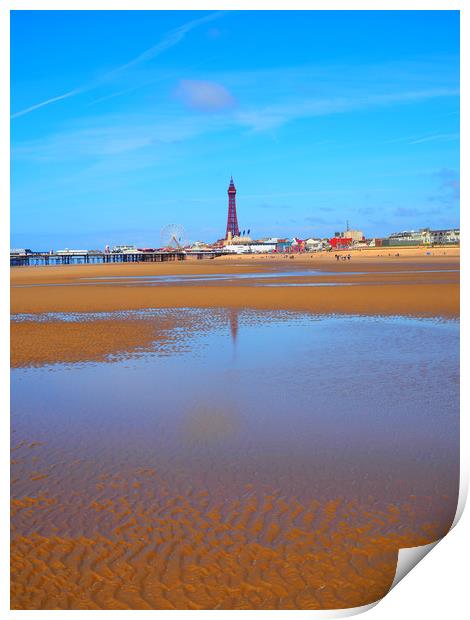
[[304, 238, 324, 252], [223, 239, 278, 254], [428, 228, 460, 244], [376, 228, 460, 247]]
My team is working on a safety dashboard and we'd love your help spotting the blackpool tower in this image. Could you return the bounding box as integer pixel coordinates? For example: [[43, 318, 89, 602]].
[[225, 177, 240, 239]]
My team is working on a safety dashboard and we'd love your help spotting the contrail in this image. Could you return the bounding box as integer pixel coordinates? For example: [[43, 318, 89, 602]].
[[11, 87, 85, 119], [109, 11, 224, 75], [11, 11, 224, 119]]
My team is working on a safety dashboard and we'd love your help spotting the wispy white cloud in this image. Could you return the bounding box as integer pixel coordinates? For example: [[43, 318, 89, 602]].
[[409, 133, 459, 144], [12, 85, 460, 166], [108, 12, 224, 75], [11, 11, 225, 119], [384, 131, 459, 145], [12, 111, 231, 163], [235, 88, 460, 132], [197, 57, 459, 103]]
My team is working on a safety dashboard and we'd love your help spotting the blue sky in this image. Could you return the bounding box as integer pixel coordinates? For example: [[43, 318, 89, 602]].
[[11, 10, 459, 249]]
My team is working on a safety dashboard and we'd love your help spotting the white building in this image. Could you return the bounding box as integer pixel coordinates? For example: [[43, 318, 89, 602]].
[[224, 242, 277, 254], [259, 237, 281, 244], [380, 228, 459, 247], [190, 241, 212, 250], [388, 230, 424, 243], [304, 238, 323, 252], [10, 248, 31, 255], [112, 245, 137, 253], [430, 229, 460, 244], [56, 249, 89, 255]]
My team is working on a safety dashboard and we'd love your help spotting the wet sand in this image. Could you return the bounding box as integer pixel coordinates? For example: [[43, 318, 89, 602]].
[[11, 479, 448, 610], [11, 254, 459, 368], [10, 254, 460, 609], [10, 313, 193, 368]]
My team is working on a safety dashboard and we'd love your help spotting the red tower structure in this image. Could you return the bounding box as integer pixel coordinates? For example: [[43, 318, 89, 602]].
[[225, 177, 240, 239]]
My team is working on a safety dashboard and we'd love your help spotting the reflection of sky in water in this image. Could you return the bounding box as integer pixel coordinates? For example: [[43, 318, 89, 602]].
[[82, 270, 351, 281], [11, 268, 458, 289], [80, 269, 458, 283], [11, 311, 459, 509], [78, 268, 458, 287]]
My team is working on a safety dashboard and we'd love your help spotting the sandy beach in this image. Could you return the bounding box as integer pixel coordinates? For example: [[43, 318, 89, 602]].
[[10, 249, 460, 609], [11, 250, 459, 367]]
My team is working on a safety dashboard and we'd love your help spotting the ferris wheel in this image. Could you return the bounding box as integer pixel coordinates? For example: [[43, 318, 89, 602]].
[[160, 224, 186, 250]]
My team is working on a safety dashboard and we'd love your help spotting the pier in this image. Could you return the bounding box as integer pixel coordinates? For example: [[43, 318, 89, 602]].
[[10, 250, 225, 267]]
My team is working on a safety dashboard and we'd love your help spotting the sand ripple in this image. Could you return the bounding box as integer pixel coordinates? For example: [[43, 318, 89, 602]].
[[11, 462, 454, 610]]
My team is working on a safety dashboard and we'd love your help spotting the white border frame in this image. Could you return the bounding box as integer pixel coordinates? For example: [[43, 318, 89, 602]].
[[3, 2, 466, 618]]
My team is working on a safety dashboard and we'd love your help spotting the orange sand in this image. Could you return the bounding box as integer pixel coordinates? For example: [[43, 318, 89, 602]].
[[10, 256, 459, 315], [10, 252, 460, 609], [11, 317, 181, 367], [11, 495, 441, 610], [11, 452, 449, 610], [11, 255, 459, 367]]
